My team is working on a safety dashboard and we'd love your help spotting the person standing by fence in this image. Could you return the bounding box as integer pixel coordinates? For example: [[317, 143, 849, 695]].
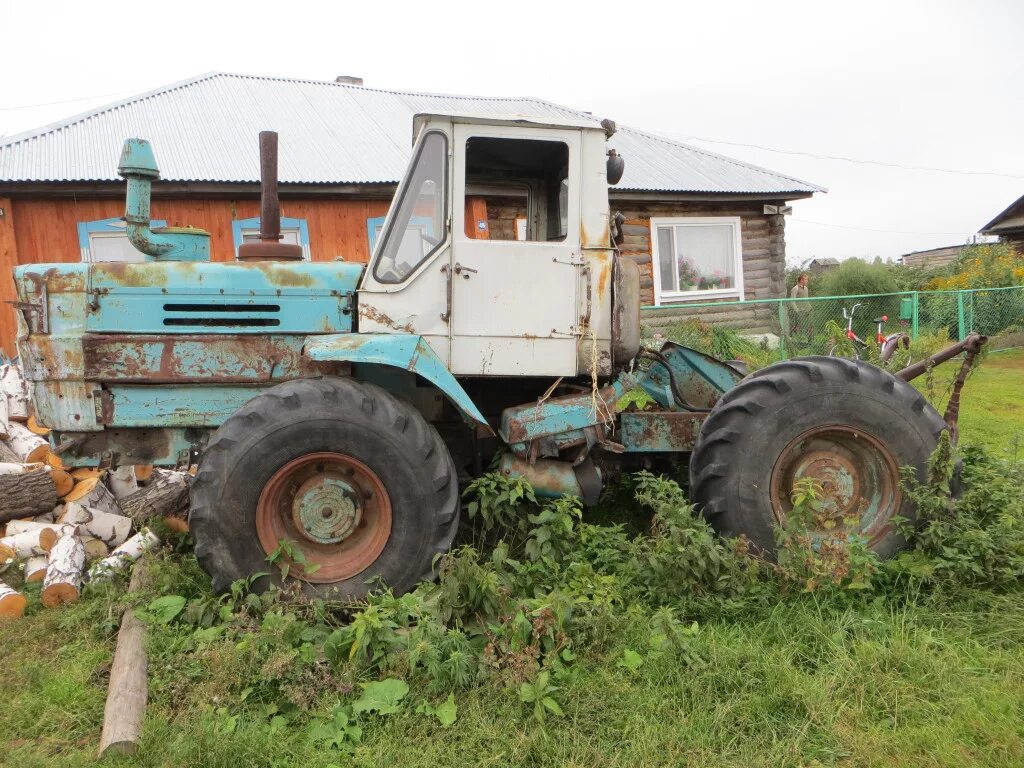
[[787, 273, 811, 345]]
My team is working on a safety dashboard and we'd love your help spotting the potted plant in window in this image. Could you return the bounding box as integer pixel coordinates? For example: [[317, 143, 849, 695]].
[[677, 258, 701, 291]]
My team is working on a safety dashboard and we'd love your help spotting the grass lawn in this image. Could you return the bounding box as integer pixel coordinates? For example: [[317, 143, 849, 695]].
[[1, 350, 1022, 768], [921, 347, 1024, 457]]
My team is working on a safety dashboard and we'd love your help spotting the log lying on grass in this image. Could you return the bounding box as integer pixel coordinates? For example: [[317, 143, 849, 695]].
[[108, 466, 138, 500], [0, 524, 70, 561], [119, 470, 189, 529], [59, 503, 132, 548], [0, 363, 30, 422], [99, 558, 150, 757], [0, 466, 59, 522], [41, 533, 86, 607], [24, 554, 48, 582], [90, 530, 160, 579], [5, 421, 49, 464], [0, 579, 27, 618], [64, 477, 121, 516]]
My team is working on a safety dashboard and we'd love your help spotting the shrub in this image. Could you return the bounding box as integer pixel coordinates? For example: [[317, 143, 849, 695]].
[[928, 242, 1024, 290], [813, 257, 899, 298]]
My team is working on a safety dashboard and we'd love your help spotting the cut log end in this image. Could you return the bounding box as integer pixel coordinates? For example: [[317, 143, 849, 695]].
[[41, 581, 80, 608], [0, 590, 27, 618]]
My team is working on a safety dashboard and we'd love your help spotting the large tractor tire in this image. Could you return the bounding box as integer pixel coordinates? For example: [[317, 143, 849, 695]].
[[190, 376, 459, 599], [689, 356, 945, 558]]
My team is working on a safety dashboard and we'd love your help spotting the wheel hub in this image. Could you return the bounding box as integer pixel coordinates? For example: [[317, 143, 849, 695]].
[[769, 425, 901, 545], [292, 474, 362, 544], [256, 451, 392, 583]]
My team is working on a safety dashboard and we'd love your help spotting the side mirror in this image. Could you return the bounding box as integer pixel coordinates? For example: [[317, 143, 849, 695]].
[[606, 150, 625, 185]]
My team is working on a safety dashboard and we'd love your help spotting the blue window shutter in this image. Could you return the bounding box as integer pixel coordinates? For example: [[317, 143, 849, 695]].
[[77, 217, 167, 262]]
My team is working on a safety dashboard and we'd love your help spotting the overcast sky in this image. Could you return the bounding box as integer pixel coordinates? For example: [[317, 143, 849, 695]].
[[1, 0, 1021, 265]]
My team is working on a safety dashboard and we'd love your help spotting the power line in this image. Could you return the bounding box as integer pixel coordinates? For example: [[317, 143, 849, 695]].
[[0, 90, 131, 112], [790, 217, 976, 236], [677, 134, 1024, 180]]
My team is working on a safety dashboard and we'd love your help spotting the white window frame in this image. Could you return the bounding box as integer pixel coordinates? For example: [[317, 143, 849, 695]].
[[650, 216, 745, 306]]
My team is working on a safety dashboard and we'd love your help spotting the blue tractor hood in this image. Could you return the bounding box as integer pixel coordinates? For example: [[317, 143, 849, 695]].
[[13, 259, 366, 335]]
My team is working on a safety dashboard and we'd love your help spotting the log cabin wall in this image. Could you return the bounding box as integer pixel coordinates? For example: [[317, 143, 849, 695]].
[[9, 197, 391, 265], [610, 199, 787, 334], [0, 196, 390, 355]]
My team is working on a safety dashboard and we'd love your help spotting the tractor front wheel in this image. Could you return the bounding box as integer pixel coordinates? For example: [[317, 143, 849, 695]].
[[190, 376, 459, 599], [689, 356, 946, 558]]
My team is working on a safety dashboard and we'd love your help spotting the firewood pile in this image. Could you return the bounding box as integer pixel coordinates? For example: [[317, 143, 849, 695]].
[[0, 361, 191, 618]]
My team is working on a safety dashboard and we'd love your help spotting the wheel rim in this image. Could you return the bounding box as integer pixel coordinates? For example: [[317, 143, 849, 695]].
[[769, 425, 901, 547], [256, 452, 392, 583]]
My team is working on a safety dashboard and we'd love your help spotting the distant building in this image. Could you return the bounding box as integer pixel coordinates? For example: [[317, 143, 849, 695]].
[[899, 244, 966, 269], [981, 194, 1024, 250], [807, 257, 839, 273]]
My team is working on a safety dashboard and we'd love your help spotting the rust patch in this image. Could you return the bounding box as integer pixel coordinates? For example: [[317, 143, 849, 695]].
[[596, 261, 610, 296], [358, 304, 415, 334], [82, 334, 318, 383], [92, 261, 172, 288], [251, 262, 317, 287]]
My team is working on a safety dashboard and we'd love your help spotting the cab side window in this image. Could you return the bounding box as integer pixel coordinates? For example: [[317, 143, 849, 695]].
[[373, 131, 448, 283], [463, 137, 568, 242]]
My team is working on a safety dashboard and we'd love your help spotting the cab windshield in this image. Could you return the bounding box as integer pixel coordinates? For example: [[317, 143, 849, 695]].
[[372, 131, 448, 283]]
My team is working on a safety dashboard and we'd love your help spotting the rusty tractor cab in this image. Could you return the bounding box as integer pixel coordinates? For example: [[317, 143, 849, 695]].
[[12, 113, 984, 599]]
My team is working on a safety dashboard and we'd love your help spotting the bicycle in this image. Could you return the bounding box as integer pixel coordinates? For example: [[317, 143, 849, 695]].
[[829, 302, 911, 363]]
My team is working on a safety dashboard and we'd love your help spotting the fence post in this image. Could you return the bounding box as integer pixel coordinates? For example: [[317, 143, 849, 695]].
[[777, 300, 787, 358], [956, 291, 966, 341], [911, 291, 919, 339]]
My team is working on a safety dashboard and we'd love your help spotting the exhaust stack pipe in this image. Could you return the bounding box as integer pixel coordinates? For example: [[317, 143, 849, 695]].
[[238, 131, 304, 261], [118, 138, 210, 261]]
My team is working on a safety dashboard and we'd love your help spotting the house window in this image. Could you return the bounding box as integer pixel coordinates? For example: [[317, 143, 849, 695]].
[[77, 217, 167, 262], [650, 217, 744, 305], [231, 217, 311, 260]]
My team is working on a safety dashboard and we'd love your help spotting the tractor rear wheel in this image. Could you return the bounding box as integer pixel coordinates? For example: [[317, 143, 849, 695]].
[[190, 376, 459, 599], [689, 356, 945, 558]]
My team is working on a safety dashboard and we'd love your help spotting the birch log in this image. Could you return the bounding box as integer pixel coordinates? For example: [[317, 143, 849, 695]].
[[108, 466, 138, 500], [0, 468, 60, 523], [0, 395, 9, 441], [71, 467, 106, 481], [4, 519, 52, 537], [64, 477, 122, 515], [90, 530, 159, 579], [0, 363, 30, 422], [24, 554, 48, 582], [26, 414, 50, 436], [4, 422, 49, 463], [81, 536, 110, 561], [0, 579, 27, 617], [119, 470, 190, 525], [41, 533, 86, 607], [98, 559, 150, 757], [59, 503, 132, 548], [0, 525, 68, 560]]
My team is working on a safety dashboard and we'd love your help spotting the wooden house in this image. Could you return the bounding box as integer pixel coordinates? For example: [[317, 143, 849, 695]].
[[0, 73, 822, 354], [981, 193, 1024, 250]]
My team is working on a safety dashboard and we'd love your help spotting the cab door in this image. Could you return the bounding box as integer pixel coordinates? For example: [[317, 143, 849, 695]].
[[448, 124, 582, 377]]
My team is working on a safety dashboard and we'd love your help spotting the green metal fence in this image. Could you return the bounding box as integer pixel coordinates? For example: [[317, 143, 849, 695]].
[[642, 285, 1024, 359]]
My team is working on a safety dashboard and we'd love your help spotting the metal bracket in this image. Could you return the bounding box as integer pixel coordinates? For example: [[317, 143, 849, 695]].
[[552, 255, 586, 266], [7, 290, 48, 333]]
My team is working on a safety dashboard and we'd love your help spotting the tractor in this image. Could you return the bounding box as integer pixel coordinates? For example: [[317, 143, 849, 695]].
[[11, 113, 983, 599]]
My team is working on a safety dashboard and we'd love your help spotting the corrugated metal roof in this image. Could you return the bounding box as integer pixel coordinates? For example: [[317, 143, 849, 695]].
[[0, 73, 823, 194]]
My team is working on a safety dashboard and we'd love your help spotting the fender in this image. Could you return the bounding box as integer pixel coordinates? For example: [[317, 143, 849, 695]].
[[303, 333, 491, 432]]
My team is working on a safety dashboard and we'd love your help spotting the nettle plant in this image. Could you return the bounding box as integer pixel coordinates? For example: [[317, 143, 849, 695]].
[[773, 477, 879, 593]]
